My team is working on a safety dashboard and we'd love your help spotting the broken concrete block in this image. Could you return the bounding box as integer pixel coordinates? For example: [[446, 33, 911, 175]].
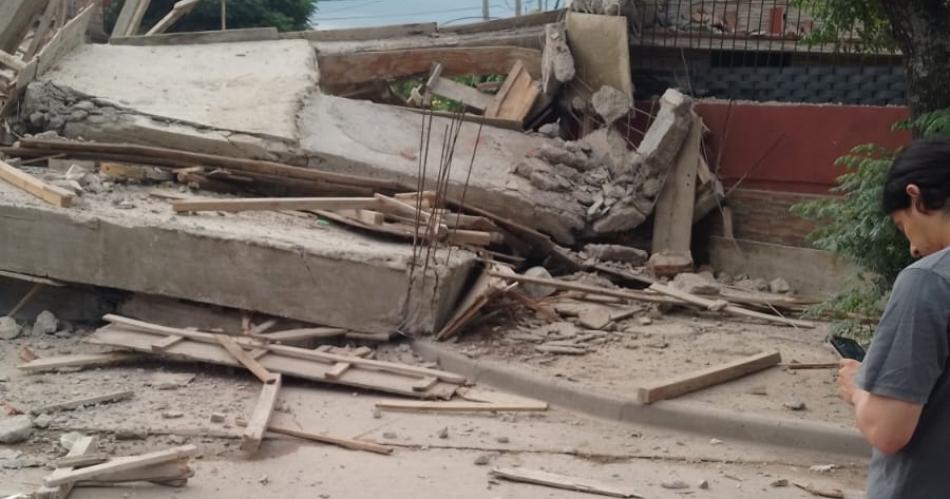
[[0, 317, 22, 340], [769, 278, 791, 294], [584, 244, 648, 266], [0, 415, 34, 444], [591, 85, 631, 125], [521, 267, 557, 299], [541, 23, 575, 96], [577, 307, 612, 330], [672, 273, 721, 295], [591, 204, 648, 234], [31, 310, 59, 336]]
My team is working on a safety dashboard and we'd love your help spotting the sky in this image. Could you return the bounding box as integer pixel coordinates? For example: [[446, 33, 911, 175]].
[[310, 0, 560, 29]]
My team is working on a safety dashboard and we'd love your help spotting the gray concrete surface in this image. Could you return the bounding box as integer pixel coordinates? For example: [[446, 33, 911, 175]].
[[0, 177, 474, 334], [39, 40, 317, 139]]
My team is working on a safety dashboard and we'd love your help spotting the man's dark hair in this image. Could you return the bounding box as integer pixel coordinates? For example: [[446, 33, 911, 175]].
[[882, 137, 950, 214]]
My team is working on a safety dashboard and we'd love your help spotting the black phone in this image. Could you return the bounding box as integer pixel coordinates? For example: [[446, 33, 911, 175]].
[[830, 335, 866, 362]]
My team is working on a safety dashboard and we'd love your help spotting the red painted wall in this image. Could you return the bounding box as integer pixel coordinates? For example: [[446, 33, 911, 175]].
[[694, 101, 911, 194]]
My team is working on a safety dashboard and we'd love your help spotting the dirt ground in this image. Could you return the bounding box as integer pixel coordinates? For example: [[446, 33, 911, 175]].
[[441, 294, 852, 427], [0, 317, 867, 498]]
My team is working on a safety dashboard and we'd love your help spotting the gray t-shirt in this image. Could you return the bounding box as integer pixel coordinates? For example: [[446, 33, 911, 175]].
[[855, 247, 950, 499]]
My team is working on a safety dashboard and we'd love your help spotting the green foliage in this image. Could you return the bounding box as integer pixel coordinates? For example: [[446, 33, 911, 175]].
[[106, 0, 317, 34], [792, 0, 895, 52], [792, 109, 950, 341]]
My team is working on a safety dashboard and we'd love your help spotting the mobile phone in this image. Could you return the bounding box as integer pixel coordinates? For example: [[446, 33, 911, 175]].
[[830, 335, 866, 362]]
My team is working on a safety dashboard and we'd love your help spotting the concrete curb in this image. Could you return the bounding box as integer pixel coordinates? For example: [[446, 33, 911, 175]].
[[413, 339, 869, 458]]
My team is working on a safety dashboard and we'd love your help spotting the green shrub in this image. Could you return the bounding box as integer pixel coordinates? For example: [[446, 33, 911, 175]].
[[792, 109, 950, 341]]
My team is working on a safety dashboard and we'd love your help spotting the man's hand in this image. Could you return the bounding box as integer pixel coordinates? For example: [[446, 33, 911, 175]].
[[836, 359, 861, 405]]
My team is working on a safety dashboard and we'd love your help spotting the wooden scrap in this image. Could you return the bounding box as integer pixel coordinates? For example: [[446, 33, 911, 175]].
[[99, 161, 172, 182], [637, 351, 782, 404], [24, 0, 61, 60], [43, 445, 198, 487], [241, 374, 282, 453], [35, 435, 97, 499], [8, 282, 45, 317], [151, 334, 185, 351], [375, 400, 548, 413], [71, 459, 193, 486], [245, 319, 278, 336], [54, 455, 109, 469], [0, 159, 74, 207], [17, 352, 141, 372], [287, 22, 437, 42], [258, 423, 393, 455], [145, 0, 200, 36], [215, 334, 278, 384], [324, 362, 351, 380], [436, 266, 513, 340], [111, 27, 280, 46], [784, 362, 838, 370], [793, 482, 845, 499], [491, 467, 643, 498], [31, 389, 134, 415], [252, 327, 346, 345], [425, 63, 493, 111], [648, 282, 815, 328], [484, 60, 540, 123], [412, 376, 439, 392], [111, 0, 152, 38], [0, 1, 48, 53], [172, 196, 383, 213]]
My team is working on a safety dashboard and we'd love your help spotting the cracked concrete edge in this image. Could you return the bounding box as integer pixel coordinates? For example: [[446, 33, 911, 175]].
[[412, 339, 870, 458]]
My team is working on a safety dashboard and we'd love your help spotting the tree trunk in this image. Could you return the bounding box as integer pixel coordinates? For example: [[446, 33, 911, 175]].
[[880, 1, 950, 134]]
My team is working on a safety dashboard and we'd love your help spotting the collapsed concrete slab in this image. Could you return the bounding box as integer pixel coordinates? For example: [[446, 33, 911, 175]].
[[0, 179, 475, 335]]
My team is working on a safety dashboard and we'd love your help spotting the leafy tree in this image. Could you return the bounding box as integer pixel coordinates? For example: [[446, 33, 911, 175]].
[[105, 0, 317, 34], [792, 110, 950, 340], [794, 0, 950, 127]]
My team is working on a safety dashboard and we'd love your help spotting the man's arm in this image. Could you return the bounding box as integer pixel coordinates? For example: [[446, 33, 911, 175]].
[[838, 359, 924, 455]]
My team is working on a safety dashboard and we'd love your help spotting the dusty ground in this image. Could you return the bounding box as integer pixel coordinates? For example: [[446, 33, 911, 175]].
[[443, 294, 852, 427], [0, 316, 866, 498]]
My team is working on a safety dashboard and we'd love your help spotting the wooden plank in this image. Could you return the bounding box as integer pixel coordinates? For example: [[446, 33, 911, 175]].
[[648, 282, 815, 328], [650, 113, 701, 264], [0, 50, 25, 72], [637, 351, 782, 404], [241, 375, 282, 453], [54, 454, 109, 469], [0, 160, 74, 207], [317, 46, 541, 88], [487, 271, 677, 305], [267, 424, 392, 455], [110, 27, 280, 46], [428, 77, 493, 111], [412, 376, 438, 392], [324, 362, 351, 380], [8, 282, 45, 317], [253, 327, 347, 344], [34, 3, 95, 78], [43, 445, 198, 487], [35, 435, 96, 499], [24, 0, 61, 60], [171, 196, 383, 213], [491, 468, 642, 498], [145, 0, 200, 36], [17, 352, 140, 372], [375, 400, 548, 413], [104, 314, 467, 384], [32, 390, 134, 415], [72, 459, 192, 485], [245, 319, 278, 336], [287, 22, 436, 42], [112, 0, 146, 37], [484, 60, 540, 122], [151, 334, 185, 351], [215, 334, 278, 384]]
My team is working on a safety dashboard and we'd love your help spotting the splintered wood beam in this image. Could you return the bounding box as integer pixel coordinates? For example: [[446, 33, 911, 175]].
[[485, 60, 540, 122], [35, 435, 97, 499], [241, 374, 282, 453], [491, 468, 643, 498], [172, 196, 383, 213], [0, 160, 74, 207], [215, 334, 278, 384], [637, 351, 782, 404], [267, 424, 393, 455], [43, 445, 198, 487]]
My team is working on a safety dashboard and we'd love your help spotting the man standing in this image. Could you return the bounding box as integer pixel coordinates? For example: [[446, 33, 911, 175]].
[[837, 137, 950, 498]]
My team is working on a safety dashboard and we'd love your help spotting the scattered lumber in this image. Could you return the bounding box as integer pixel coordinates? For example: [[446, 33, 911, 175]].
[[637, 351, 782, 404], [145, 0, 200, 36], [484, 60, 540, 123], [648, 282, 815, 328], [31, 389, 134, 415], [43, 445, 198, 487], [375, 400, 549, 413], [172, 196, 383, 213], [0, 159, 74, 207], [263, 424, 392, 456], [491, 467, 643, 498], [88, 321, 462, 399], [241, 374, 282, 453], [17, 352, 141, 372], [35, 435, 97, 499]]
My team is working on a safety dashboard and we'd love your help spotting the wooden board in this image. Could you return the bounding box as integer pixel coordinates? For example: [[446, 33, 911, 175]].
[[648, 283, 815, 328], [491, 468, 642, 498], [43, 445, 197, 487], [172, 196, 383, 213], [145, 0, 200, 36], [241, 374, 281, 453], [267, 424, 392, 455], [0, 159, 74, 207], [17, 352, 140, 372], [112, 0, 151, 37], [375, 400, 548, 413], [32, 390, 134, 415], [287, 22, 436, 42], [35, 435, 96, 499], [485, 61, 539, 122], [637, 351, 782, 404], [110, 27, 280, 46], [252, 327, 346, 344], [87, 325, 459, 399], [317, 46, 542, 88], [428, 76, 493, 111], [215, 334, 277, 384]]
